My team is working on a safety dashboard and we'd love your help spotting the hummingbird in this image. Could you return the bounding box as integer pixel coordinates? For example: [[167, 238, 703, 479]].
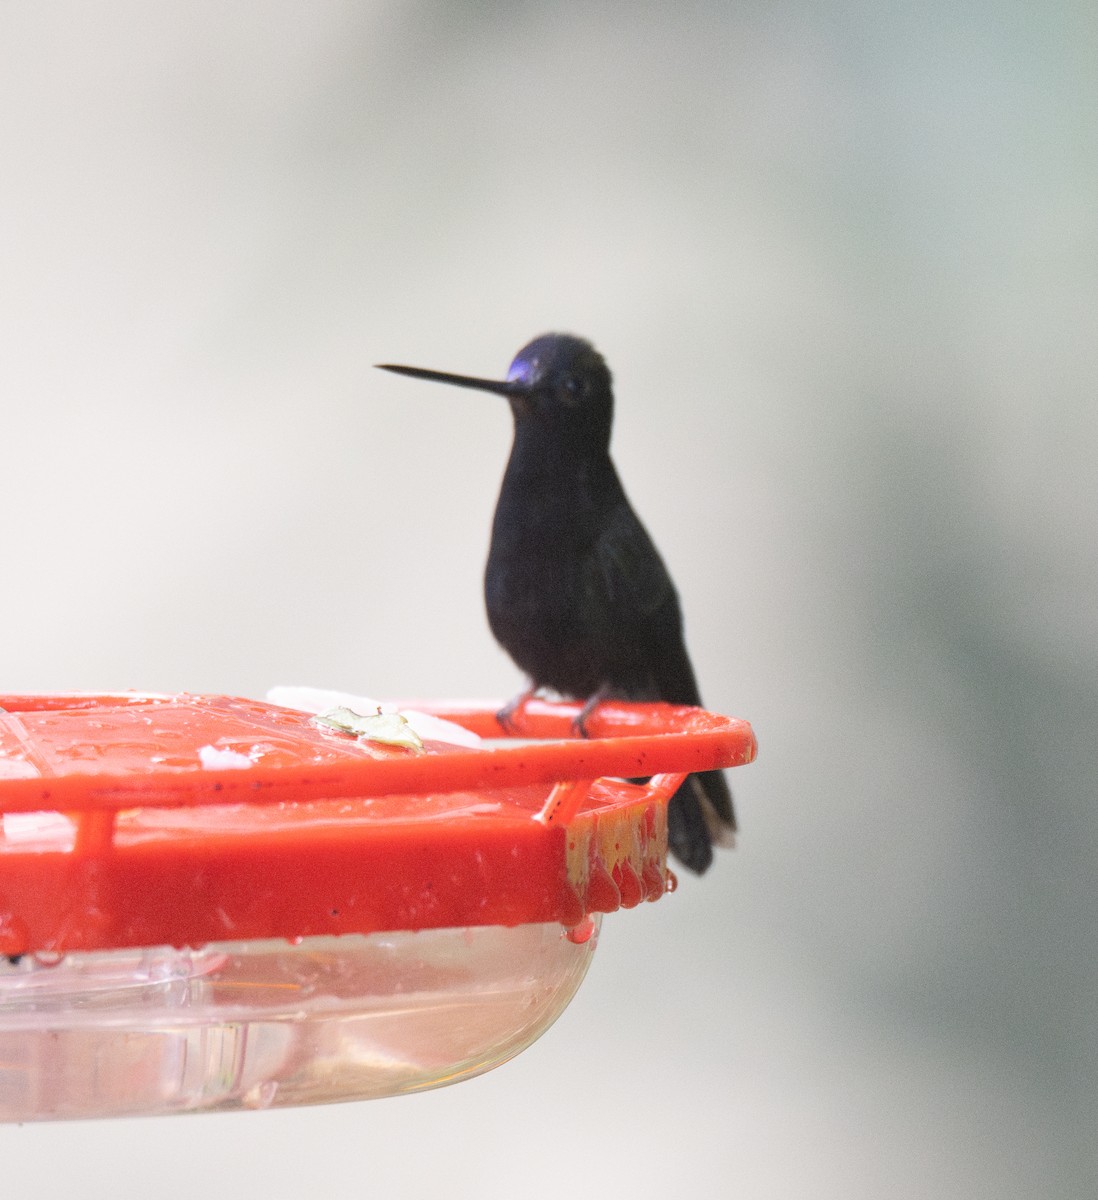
[[377, 333, 735, 872]]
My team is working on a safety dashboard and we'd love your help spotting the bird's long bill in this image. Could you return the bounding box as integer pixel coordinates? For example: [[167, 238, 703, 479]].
[[376, 363, 523, 398]]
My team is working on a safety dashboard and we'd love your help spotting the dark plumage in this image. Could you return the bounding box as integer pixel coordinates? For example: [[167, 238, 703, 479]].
[[378, 333, 735, 871]]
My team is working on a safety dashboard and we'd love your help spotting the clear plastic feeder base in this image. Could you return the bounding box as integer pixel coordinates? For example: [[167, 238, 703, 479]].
[[0, 918, 600, 1121]]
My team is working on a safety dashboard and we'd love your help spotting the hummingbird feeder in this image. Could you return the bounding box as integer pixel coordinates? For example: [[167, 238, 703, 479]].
[[0, 691, 755, 1121]]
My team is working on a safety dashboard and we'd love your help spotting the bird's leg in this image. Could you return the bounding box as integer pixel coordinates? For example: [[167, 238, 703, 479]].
[[571, 685, 613, 739], [496, 686, 536, 734]]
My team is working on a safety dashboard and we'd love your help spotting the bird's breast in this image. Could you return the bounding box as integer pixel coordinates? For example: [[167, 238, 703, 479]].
[[484, 498, 606, 695], [484, 524, 587, 633]]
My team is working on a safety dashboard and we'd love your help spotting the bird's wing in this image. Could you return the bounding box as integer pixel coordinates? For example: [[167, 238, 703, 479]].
[[585, 495, 737, 872], [579, 496, 703, 700], [585, 497, 677, 622], [581, 492, 714, 706]]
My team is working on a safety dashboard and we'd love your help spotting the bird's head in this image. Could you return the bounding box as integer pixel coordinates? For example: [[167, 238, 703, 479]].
[[378, 333, 614, 454]]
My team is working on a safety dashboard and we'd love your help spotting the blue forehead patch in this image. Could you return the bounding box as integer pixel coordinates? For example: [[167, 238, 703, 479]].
[[506, 354, 539, 386]]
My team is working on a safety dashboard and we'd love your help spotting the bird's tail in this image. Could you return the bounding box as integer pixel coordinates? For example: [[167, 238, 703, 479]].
[[667, 768, 736, 874]]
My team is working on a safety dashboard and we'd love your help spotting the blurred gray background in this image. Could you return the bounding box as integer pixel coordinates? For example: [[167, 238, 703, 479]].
[[1, 3, 1095, 1196]]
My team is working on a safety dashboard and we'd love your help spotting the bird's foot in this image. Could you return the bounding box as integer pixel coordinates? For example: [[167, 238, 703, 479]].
[[496, 687, 536, 735], [570, 687, 611, 739]]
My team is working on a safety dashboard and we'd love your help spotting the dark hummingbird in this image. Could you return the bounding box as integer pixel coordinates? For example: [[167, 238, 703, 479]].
[[377, 333, 735, 872]]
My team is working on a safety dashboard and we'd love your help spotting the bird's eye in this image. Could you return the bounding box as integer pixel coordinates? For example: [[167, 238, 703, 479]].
[[560, 376, 582, 404]]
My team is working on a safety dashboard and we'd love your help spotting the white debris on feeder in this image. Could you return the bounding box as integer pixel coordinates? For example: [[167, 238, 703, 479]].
[[311, 706, 425, 753], [266, 686, 481, 748], [197, 745, 255, 770]]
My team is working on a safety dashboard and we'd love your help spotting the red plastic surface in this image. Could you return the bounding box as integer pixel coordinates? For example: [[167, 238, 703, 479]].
[[0, 693, 756, 955]]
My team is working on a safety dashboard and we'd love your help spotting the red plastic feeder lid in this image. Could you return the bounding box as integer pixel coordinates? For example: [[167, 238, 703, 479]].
[[0, 693, 756, 956]]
